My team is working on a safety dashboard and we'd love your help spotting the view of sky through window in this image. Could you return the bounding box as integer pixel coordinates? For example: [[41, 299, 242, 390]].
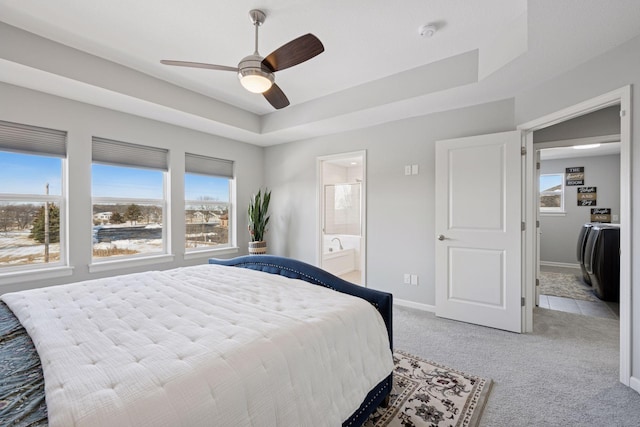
[[0, 152, 229, 201], [539, 174, 562, 192], [185, 173, 229, 201], [0, 152, 62, 195], [92, 164, 163, 199]]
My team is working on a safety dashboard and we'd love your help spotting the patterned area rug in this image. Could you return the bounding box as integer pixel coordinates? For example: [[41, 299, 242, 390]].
[[365, 351, 492, 427], [538, 271, 598, 302]]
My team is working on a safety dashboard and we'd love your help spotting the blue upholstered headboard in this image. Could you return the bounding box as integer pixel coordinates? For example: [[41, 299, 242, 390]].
[[209, 255, 393, 350]]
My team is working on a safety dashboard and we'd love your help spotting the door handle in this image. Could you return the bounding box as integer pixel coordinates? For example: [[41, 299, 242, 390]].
[[437, 234, 446, 241]]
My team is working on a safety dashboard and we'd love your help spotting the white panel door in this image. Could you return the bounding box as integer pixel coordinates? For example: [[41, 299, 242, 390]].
[[435, 131, 522, 333]]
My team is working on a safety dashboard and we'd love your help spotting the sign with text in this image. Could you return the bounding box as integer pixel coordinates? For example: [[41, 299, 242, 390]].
[[591, 208, 611, 223], [577, 186, 596, 206], [566, 166, 584, 186]]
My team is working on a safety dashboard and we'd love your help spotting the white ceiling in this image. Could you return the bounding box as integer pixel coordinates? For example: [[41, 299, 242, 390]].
[[540, 142, 621, 161], [1, 0, 640, 146]]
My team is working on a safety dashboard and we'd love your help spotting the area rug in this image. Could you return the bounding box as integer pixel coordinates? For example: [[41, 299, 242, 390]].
[[364, 351, 492, 427], [538, 271, 598, 302]]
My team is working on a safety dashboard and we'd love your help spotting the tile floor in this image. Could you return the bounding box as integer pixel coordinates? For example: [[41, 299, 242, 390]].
[[538, 265, 619, 319], [339, 270, 362, 285]]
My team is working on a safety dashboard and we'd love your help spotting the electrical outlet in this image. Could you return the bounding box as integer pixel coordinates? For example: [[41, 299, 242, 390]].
[[403, 273, 411, 284], [404, 165, 411, 176], [411, 164, 419, 175], [410, 274, 418, 285]]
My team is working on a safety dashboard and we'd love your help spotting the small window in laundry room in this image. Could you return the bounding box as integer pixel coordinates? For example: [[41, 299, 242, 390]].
[[539, 173, 564, 213]]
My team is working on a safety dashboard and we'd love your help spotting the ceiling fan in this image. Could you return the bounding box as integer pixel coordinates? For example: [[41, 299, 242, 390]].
[[160, 9, 324, 110]]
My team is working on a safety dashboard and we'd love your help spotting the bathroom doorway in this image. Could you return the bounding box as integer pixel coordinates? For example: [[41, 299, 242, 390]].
[[317, 151, 366, 285]]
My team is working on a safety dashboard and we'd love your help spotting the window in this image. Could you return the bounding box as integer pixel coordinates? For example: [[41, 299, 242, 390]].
[[0, 120, 66, 270], [539, 173, 564, 213], [92, 137, 168, 261], [184, 153, 234, 252]]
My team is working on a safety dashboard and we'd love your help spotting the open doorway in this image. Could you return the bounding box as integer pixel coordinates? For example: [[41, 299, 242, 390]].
[[317, 151, 366, 285], [534, 139, 620, 319], [520, 86, 631, 386], [534, 107, 621, 320]]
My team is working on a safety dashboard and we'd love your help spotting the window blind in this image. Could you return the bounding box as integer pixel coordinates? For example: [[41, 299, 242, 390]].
[[0, 120, 67, 157], [92, 137, 168, 171], [185, 153, 234, 178]]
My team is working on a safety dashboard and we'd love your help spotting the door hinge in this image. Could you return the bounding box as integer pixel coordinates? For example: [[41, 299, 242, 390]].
[[521, 297, 526, 306], [521, 146, 527, 155], [536, 220, 540, 228], [536, 162, 540, 170], [536, 278, 540, 287], [620, 109, 626, 117], [521, 221, 526, 231]]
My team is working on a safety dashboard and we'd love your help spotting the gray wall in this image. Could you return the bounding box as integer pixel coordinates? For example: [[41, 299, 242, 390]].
[[264, 99, 515, 305], [539, 154, 621, 265], [534, 105, 620, 143], [0, 82, 264, 294]]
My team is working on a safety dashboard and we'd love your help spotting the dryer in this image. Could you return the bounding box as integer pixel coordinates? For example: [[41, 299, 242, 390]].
[[576, 223, 593, 285], [584, 224, 620, 302]]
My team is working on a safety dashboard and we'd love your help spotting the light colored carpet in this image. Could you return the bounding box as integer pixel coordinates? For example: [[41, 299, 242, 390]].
[[365, 351, 491, 426], [394, 306, 640, 426], [538, 270, 598, 302]]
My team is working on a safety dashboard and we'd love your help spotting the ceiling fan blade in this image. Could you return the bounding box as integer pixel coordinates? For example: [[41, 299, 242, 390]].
[[263, 83, 290, 109], [262, 34, 324, 72], [160, 60, 238, 72]]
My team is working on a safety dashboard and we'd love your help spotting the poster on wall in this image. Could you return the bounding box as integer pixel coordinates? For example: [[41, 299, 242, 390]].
[[566, 166, 584, 186], [577, 186, 597, 206], [591, 208, 611, 223]]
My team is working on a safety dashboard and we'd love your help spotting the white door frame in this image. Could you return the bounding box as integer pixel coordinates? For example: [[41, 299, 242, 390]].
[[316, 150, 367, 285], [518, 85, 631, 386]]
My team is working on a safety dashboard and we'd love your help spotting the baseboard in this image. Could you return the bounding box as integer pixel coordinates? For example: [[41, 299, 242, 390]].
[[540, 261, 580, 269], [630, 376, 640, 394], [394, 298, 435, 313]]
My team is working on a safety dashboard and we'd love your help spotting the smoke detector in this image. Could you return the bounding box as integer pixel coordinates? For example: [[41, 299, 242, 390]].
[[419, 24, 437, 38]]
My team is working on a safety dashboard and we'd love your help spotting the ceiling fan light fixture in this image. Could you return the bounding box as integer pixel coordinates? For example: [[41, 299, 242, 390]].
[[239, 70, 274, 93], [161, 9, 322, 108], [238, 54, 274, 93]]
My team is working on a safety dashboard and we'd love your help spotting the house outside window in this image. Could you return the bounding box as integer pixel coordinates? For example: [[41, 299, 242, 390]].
[[539, 173, 565, 213], [184, 153, 234, 252], [91, 137, 168, 261], [0, 120, 67, 271]]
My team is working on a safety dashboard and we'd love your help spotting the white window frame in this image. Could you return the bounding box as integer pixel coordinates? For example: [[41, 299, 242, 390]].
[[0, 120, 70, 280], [184, 153, 237, 259], [89, 138, 171, 269], [539, 173, 565, 214]]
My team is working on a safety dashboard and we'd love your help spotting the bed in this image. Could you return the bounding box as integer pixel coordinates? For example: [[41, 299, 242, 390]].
[[0, 255, 393, 426]]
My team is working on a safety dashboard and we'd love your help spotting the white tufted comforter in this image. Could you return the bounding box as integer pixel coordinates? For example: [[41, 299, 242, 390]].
[[2, 264, 393, 427]]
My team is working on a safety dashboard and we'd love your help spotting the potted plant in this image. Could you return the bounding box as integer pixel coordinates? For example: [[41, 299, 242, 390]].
[[248, 188, 271, 254]]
